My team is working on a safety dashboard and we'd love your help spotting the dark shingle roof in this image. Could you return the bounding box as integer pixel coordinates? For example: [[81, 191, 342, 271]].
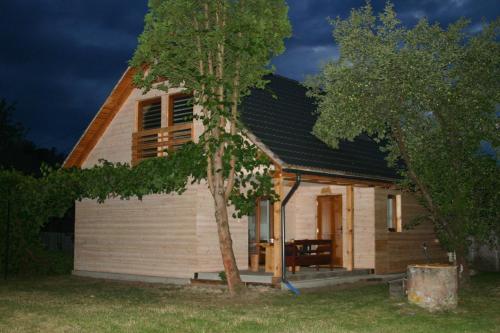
[[240, 74, 398, 181]]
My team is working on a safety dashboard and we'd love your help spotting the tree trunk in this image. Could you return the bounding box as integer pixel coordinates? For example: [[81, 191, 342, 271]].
[[213, 189, 244, 295]]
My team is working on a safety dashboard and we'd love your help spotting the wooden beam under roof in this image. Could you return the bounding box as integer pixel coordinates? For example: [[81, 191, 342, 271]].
[[281, 171, 395, 188], [346, 185, 354, 271], [272, 173, 284, 285]]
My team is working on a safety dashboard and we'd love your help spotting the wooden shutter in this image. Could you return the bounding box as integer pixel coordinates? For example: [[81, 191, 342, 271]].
[[139, 99, 162, 130], [171, 95, 193, 125]]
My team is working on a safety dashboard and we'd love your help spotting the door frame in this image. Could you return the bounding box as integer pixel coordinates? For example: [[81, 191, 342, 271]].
[[248, 198, 274, 263], [316, 194, 343, 267]]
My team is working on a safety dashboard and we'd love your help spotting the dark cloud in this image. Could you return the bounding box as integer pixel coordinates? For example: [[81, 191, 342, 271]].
[[0, 1, 147, 152], [275, 0, 499, 80], [0, 0, 498, 153]]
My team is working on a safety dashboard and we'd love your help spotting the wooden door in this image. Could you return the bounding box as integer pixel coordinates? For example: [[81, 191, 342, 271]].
[[317, 195, 343, 267]]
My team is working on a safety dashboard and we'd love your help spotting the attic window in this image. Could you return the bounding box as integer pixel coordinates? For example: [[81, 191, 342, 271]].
[[170, 95, 193, 125], [132, 94, 194, 165], [139, 98, 162, 130]]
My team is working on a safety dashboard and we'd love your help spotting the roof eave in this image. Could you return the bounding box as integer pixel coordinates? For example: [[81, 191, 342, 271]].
[[63, 67, 136, 168], [282, 164, 399, 184], [245, 128, 398, 185]]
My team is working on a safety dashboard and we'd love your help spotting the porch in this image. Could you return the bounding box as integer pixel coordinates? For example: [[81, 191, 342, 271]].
[[191, 168, 446, 290], [247, 170, 395, 286]]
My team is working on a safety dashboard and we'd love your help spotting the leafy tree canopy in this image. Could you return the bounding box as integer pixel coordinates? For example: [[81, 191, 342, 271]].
[[130, 0, 290, 212], [309, 2, 500, 278]]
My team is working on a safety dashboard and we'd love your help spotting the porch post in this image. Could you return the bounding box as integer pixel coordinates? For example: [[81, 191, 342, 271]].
[[346, 185, 354, 271], [272, 173, 283, 284]]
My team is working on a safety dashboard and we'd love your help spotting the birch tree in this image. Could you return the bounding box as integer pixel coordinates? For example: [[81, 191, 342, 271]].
[[130, 0, 291, 294]]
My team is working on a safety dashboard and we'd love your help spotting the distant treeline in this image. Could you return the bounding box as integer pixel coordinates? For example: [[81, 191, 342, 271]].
[[0, 99, 64, 174]]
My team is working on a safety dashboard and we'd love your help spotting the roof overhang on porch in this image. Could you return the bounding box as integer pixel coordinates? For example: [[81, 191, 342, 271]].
[[245, 127, 398, 189], [281, 167, 397, 188]]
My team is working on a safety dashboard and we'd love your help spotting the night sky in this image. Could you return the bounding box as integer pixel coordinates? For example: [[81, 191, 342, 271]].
[[1, 0, 498, 154]]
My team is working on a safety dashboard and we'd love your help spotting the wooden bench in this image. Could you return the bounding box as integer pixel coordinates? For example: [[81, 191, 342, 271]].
[[285, 239, 334, 274]]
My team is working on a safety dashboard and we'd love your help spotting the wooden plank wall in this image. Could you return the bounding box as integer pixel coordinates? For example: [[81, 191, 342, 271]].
[[278, 182, 449, 272], [374, 188, 448, 274], [292, 183, 340, 241], [195, 181, 248, 272], [285, 183, 375, 270], [64, 68, 136, 168], [353, 187, 375, 269], [77, 84, 248, 279], [75, 193, 198, 279], [75, 182, 248, 279], [83, 86, 184, 168], [281, 183, 296, 240]]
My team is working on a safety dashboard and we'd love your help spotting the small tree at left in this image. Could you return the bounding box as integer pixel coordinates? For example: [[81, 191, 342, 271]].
[[0, 99, 72, 276]]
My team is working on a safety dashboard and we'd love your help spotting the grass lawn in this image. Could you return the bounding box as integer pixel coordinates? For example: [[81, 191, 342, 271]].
[[0, 273, 499, 333]]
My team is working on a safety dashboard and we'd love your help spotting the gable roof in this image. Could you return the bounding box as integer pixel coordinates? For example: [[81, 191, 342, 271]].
[[240, 75, 398, 182], [64, 68, 397, 183], [63, 67, 136, 168]]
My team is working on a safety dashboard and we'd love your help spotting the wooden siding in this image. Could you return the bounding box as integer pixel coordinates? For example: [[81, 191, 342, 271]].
[[374, 188, 448, 274], [282, 183, 296, 240], [64, 68, 136, 168], [195, 182, 248, 272], [76, 84, 247, 279], [292, 183, 332, 241], [287, 185, 448, 272], [75, 193, 198, 279], [283, 183, 375, 269], [84, 87, 184, 167], [353, 187, 375, 269]]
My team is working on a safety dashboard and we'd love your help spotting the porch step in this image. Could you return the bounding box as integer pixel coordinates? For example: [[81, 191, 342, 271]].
[[190, 278, 275, 288], [287, 268, 372, 281], [285, 273, 405, 289], [195, 271, 273, 284], [195, 268, 373, 285]]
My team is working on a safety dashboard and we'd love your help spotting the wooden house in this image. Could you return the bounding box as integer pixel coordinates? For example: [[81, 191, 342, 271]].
[[64, 68, 448, 286]]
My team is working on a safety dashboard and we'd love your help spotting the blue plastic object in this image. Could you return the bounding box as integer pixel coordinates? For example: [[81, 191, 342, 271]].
[[283, 280, 300, 296]]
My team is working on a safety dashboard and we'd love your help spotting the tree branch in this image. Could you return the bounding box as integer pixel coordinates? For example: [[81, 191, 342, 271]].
[[392, 121, 441, 221]]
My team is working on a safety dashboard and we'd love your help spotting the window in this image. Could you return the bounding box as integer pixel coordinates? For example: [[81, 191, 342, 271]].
[[248, 199, 274, 246], [138, 98, 162, 130], [137, 94, 193, 131], [168, 94, 194, 151], [248, 215, 257, 246], [136, 98, 163, 160], [387, 194, 402, 232], [248, 199, 274, 260], [133, 94, 194, 164], [169, 94, 193, 125], [259, 199, 272, 242]]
